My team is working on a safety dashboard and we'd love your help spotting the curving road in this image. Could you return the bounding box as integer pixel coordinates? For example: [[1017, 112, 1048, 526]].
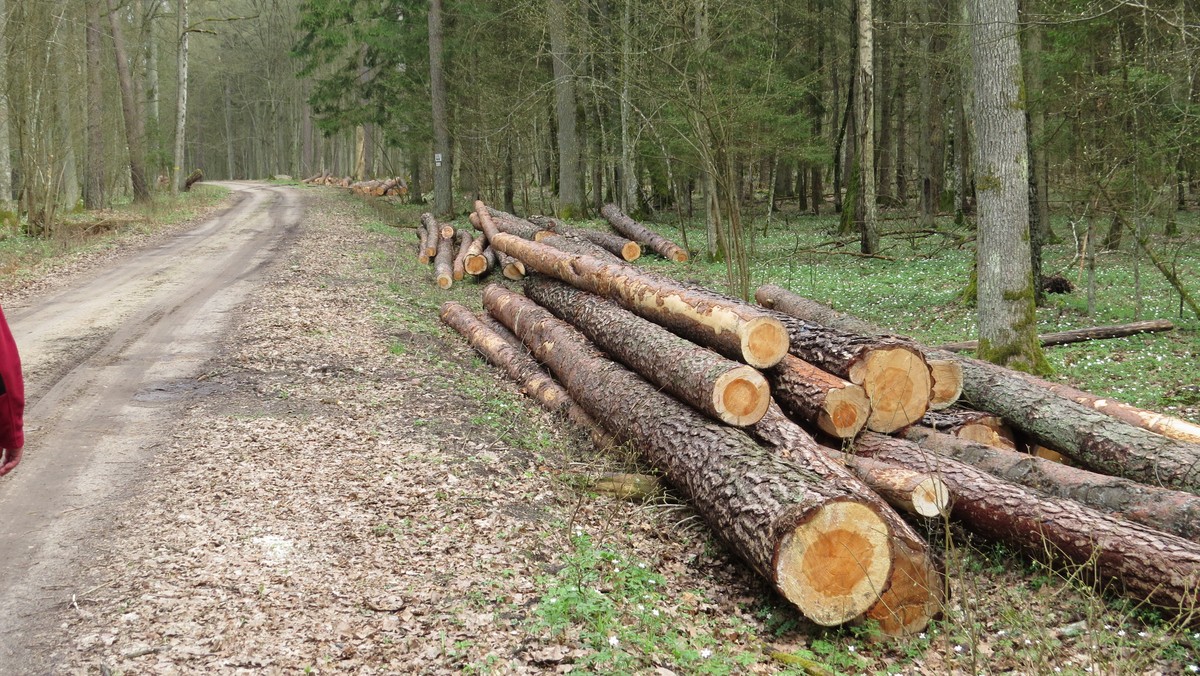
[[0, 182, 303, 669]]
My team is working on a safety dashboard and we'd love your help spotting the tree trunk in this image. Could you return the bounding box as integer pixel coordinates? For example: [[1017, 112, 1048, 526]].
[[483, 285, 894, 627], [939, 319, 1176, 352], [524, 277, 770, 427], [750, 404, 944, 636], [108, 0, 152, 203], [767, 356, 870, 439], [939, 353, 1200, 493], [0, 0, 13, 224], [548, 0, 581, 217], [600, 203, 688, 261], [904, 426, 1200, 542], [427, 0, 452, 217], [418, 212, 440, 260], [855, 0, 879, 254], [171, 0, 187, 195], [968, 0, 1047, 373], [474, 210, 788, 369], [854, 431, 1200, 614], [85, 0, 107, 209]]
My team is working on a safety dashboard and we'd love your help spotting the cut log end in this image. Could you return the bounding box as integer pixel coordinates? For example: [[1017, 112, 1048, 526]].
[[711, 366, 771, 427], [911, 476, 951, 518], [850, 347, 931, 433], [775, 501, 893, 626], [928, 359, 964, 410], [437, 274, 453, 290], [817, 384, 872, 439], [741, 316, 791, 369], [621, 241, 642, 262], [865, 542, 945, 636], [671, 249, 689, 262]]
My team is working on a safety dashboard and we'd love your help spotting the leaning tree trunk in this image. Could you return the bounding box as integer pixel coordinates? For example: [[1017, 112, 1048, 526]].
[[474, 203, 789, 369], [600, 203, 689, 262], [853, 431, 1200, 615], [903, 426, 1200, 542], [483, 285, 893, 626], [524, 277, 770, 427], [751, 403, 945, 636], [768, 356, 871, 439]]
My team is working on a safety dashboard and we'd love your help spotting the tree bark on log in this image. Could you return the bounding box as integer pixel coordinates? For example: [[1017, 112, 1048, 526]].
[[439, 302, 610, 448], [434, 230, 454, 289], [452, 231, 472, 281], [920, 407, 1016, 451], [473, 203, 789, 368], [483, 285, 893, 626], [903, 426, 1200, 542], [419, 213, 439, 260], [938, 319, 1176, 352], [417, 226, 431, 265], [768, 355, 871, 439], [183, 169, 203, 192], [532, 217, 642, 261], [525, 277, 771, 427], [852, 431, 1200, 615], [538, 234, 626, 265], [474, 206, 552, 241], [939, 353, 1200, 493], [750, 403, 944, 636], [1006, 372, 1200, 446], [600, 203, 688, 262]]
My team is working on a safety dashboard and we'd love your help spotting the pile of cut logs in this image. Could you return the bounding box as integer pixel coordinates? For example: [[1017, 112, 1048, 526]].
[[302, 172, 408, 197], [438, 200, 1200, 637]]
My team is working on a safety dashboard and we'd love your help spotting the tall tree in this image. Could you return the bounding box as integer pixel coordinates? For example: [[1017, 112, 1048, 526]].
[[0, 0, 13, 225], [108, 0, 152, 203], [86, 0, 106, 209], [428, 0, 452, 217], [968, 0, 1048, 373], [172, 0, 188, 193], [855, 0, 878, 253], [548, 0, 581, 217]]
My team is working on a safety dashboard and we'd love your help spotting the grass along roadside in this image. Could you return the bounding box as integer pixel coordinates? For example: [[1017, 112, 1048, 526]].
[[0, 184, 230, 292], [354, 192, 1198, 673]]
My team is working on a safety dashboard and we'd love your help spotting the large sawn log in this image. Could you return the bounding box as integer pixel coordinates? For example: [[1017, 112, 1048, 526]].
[[473, 201, 789, 369], [525, 277, 770, 427], [768, 355, 871, 439], [530, 216, 642, 262], [483, 285, 894, 626], [853, 431, 1200, 615]]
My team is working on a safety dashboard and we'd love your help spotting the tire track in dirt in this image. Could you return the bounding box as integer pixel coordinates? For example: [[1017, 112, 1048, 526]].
[[0, 182, 303, 669]]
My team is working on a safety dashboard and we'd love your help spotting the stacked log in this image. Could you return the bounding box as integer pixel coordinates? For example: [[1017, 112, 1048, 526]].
[[482, 284, 895, 627], [600, 203, 688, 262], [305, 173, 408, 196], [530, 215, 642, 262]]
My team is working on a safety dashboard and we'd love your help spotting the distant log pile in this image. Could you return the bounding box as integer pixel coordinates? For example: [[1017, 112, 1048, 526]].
[[301, 172, 409, 197], [421, 200, 1200, 634]]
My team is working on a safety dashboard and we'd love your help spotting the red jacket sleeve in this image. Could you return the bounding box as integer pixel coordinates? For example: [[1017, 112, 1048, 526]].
[[0, 305, 24, 451]]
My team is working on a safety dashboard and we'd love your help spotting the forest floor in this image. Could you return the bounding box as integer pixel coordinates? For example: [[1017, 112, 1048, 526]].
[[2, 185, 1197, 674]]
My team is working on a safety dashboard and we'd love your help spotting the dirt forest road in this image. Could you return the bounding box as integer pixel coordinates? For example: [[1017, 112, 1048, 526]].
[[0, 182, 302, 668]]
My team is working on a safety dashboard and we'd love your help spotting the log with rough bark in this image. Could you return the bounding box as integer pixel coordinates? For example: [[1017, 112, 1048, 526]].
[[750, 403, 944, 636], [531, 216, 642, 261], [928, 359, 964, 410], [853, 431, 1200, 614], [497, 250, 525, 280], [538, 233, 625, 265], [920, 407, 1016, 451], [775, 314, 931, 433], [600, 203, 688, 262], [464, 237, 495, 277], [183, 169, 203, 191], [419, 213, 439, 260], [472, 202, 789, 369], [484, 285, 893, 626], [417, 226, 431, 265], [452, 231, 472, 281], [938, 353, 1200, 493], [1009, 373, 1200, 445], [434, 230, 454, 289], [303, 172, 323, 184], [768, 355, 871, 439], [525, 277, 770, 427], [903, 426, 1200, 542], [472, 206, 552, 241], [939, 319, 1176, 352], [440, 302, 611, 449]]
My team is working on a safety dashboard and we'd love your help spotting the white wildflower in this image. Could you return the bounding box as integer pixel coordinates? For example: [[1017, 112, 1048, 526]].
[[608, 635, 619, 648], [700, 648, 713, 659]]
